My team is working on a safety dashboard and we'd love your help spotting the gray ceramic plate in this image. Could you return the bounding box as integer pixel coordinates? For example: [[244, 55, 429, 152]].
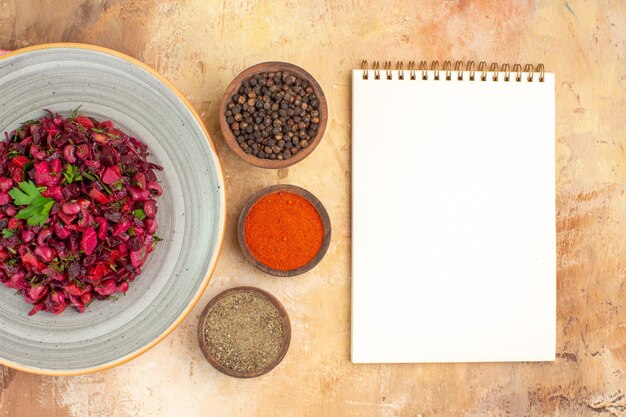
[[0, 44, 225, 375]]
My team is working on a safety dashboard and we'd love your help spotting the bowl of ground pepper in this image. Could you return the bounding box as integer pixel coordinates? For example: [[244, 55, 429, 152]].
[[197, 286, 291, 378], [220, 62, 328, 168], [238, 184, 331, 277]]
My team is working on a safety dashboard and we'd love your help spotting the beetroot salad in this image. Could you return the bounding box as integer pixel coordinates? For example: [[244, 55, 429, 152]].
[[0, 111, 163, 315]]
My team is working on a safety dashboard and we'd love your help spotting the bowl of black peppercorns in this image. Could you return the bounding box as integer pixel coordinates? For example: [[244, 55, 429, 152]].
[[219, 62, 328, 168]]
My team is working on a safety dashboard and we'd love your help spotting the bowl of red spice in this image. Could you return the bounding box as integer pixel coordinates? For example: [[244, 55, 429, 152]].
[[238, 185, 331, 277], [220, 62, 328, 169]]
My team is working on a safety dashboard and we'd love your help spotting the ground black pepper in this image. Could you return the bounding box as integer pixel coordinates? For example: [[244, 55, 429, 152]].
[[224, 71, 321, 160], [203, 292, 285, 374]]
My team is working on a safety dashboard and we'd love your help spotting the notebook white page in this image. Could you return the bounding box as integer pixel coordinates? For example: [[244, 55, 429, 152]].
[[351, 69, 555, 363]]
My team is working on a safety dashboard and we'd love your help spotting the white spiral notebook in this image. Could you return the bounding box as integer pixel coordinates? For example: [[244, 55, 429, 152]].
[[351, 61, 556, 363]]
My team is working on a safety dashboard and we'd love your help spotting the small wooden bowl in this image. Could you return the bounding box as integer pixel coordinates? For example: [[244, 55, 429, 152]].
[[219, 62, 328, 169], [197, 286, 291, 378], [238, 184, 331, 277]]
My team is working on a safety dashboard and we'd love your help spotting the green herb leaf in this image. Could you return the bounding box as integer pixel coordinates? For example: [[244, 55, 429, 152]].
[[15, 127, 26, 139], [27, 275, 45, 287], [6, 150, 19, 159], [91, 127, 118, 139], [9, 181, 46, 206], [73, 122, 87, 133], [62, 164, 83, 184], [151, 234, 163, 250], [109, 199, 125, 210], [50, 254, 78, 273], [1, 228, 15, 238], [8, 186, 35, 206], [120, 162, 134, 177], [16, 206, 45, 226], [132, 208, 146, 220], [14, 181, 45, 200], [15, 205, 41, 220], [9, 181, 55, 227], [112, 179, 124, 191], [83, 171, 112, 194], [71, 105, 82, 119], [22, 160, 34, 176], [41, 200, 54, 216]]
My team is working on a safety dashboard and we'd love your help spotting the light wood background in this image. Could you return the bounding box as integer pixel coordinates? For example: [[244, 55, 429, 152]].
[[0, 0, 625, 416]]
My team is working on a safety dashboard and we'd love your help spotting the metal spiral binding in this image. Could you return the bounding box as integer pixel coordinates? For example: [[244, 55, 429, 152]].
[[467, 61, 476, 81], [455, 60, 463, 80], [384, 61, 392, 80], [443, 61, 452, 80], [537, 64, 545, 82], [419, 61, 428, 80], [513, 64, 522, 82], [361, 60, 546, 82], [489, 63, 499, 81], [478, 62, 487, 81], [396, 61, 404, 80], [502, 64, 510, 81], [432, 60, 440, 80]]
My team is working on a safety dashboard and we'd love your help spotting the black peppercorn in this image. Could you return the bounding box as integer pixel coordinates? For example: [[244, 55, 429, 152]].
[[226, 70, 322, 161]]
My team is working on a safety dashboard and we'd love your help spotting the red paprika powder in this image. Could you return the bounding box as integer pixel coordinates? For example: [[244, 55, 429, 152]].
[[244, 191, 324, 271]]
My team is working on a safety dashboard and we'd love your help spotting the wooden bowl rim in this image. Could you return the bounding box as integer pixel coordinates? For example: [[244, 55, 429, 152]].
[[237, 184, 332, 277], [197, 286, 292, 379], [219, 61, 328, 169]]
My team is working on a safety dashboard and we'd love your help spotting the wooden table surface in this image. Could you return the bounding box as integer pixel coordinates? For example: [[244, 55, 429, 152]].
[[0, 1, 625, 416]]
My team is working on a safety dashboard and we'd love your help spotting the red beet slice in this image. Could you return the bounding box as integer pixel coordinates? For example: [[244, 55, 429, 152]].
[[80, 227, 98, 255]]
